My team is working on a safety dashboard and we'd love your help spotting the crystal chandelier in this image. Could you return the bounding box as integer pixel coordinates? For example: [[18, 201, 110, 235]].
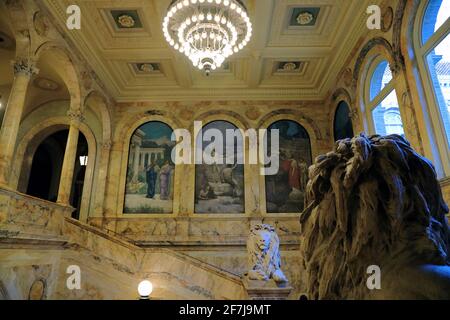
[[162, 0, 252, 75]]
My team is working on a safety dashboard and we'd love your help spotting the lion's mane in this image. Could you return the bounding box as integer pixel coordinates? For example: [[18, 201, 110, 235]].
[[247, 224, 287, 283], [300, 134, 450, 299]]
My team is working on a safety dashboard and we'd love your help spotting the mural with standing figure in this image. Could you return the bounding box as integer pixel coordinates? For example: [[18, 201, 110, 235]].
[[124, 121, 175, 214], [265, 120, 312, 213]]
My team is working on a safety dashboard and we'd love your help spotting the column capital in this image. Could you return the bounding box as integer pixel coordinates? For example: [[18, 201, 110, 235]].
[[12, 59, 39, 77], [102, 140, 112, 151], [67, 109, 85, 124], [348, 108, 359, 121]]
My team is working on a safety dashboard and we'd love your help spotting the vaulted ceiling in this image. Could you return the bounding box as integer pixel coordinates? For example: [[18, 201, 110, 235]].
[[41, 0, 377, 102]]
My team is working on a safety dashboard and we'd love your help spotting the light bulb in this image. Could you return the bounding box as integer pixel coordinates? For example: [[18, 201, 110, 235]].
[[138, 280, 153, 298]]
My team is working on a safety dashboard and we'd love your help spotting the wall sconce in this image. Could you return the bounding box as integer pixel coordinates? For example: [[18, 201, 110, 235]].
[[138, 280, 153, 300], [79, 155, 88, 166]]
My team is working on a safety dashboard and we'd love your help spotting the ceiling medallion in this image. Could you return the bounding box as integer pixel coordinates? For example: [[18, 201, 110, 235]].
[[282, 62, 297, 71], [296, 11, 314, 25], [117, 14, 136, 28], [139, 63, 154, 72], [163, 0, 252, 76], [33, 77, 60, 91]]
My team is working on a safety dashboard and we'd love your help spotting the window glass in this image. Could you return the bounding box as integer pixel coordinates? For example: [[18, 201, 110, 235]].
[[422, 0, 450, 45], [425, 33, 450, 146], [369, 60, 392, 101], [371, 90, 405, 136]]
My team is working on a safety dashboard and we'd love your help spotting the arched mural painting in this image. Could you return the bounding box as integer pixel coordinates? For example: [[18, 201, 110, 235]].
[[195, 120, 245, 214], [265, 120, 312, 213], [124, 121, 175, 214]]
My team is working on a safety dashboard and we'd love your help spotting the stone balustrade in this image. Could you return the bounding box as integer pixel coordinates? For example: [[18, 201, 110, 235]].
[[0, 186, 73, 244]]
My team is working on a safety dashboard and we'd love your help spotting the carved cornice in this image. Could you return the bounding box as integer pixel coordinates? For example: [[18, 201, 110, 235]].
[[12, 59, 39, 77]]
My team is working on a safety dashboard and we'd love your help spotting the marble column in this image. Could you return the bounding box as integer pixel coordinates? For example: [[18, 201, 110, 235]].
[[0, 59, 38, 186], [133, 142, 140, 182], [94, 141, 111, 217], [57, 110, 83, 205]]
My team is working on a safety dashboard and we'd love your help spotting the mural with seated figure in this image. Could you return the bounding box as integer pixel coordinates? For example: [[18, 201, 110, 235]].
[[124, 121, 175, 214], [195, 121, 245, 214], [265, 120, 312, 213]]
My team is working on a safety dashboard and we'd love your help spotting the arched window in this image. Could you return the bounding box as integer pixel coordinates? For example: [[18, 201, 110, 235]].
[[364, 57, 404, 136], [195, 120, 245, 214], [265, 120, 311, 213], [124, 121, 175, 214], [415, 0, 450, 166], [334, 101, 354, 141]]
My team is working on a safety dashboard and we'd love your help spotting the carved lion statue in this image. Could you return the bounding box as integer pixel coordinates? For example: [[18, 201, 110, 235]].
[[246, 224, 288, 283], [300, 134, 450, 300]]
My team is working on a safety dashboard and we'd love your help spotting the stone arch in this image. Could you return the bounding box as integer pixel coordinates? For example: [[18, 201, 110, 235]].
[[353, 38, 401, 134], [331, 87, 359, 137], [353, 37, 397, 84], [14, 116, 97, 221], [190, 110, 251, 131], [84, 90, 112, 142], [34, 42, 82, 112], [3, 0, 31, 58], [257, 109, 322, 146]]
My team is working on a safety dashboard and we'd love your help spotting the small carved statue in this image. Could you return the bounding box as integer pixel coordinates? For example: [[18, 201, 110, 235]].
[[246, 224, 288, 284]]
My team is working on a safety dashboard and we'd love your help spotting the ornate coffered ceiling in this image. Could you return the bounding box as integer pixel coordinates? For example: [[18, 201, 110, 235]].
[[41, 0, 376, 102]]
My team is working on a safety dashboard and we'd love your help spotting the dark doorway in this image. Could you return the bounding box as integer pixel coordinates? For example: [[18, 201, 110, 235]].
[[26, 130, 68, 202], [334, 101, 354, 141], [70, 133, 89, 220]]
